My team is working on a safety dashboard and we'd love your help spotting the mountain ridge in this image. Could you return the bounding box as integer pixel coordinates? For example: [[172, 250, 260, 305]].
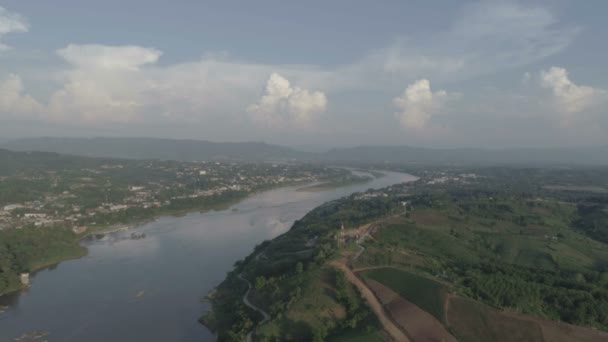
[[3, 137, 608, 165]]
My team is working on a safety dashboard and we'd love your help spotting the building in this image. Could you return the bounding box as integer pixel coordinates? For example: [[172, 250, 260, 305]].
[[20, 273, 30, 286], [3, 204, 23, 211]]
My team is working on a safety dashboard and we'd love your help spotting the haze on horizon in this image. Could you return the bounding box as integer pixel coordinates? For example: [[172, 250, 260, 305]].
[[0, 0, 606, 149]]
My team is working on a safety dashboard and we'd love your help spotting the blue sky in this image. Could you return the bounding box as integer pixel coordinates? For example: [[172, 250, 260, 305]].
[[0, 0, 606, 148]]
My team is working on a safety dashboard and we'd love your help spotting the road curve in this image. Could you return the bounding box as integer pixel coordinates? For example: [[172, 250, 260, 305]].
[[237, 273, 270, 342]]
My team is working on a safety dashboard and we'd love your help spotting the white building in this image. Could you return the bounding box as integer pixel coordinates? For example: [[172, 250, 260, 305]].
[[3, 204, 23, 211]]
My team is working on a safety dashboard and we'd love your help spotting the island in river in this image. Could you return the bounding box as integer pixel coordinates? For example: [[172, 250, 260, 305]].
[[0, 169, 414, 342]]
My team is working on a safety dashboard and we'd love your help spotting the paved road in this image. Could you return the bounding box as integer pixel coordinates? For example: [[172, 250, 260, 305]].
[[237, 273, 270, 342]]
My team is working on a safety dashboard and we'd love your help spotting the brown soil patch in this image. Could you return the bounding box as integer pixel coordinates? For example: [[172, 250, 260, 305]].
[[365, 278, 457, 342], [502, 310, 608, 342], [446, 296, 608, 342], [447, 296, 543, 342], [411, 210, 450, 227], [330, 259, 411, 342]]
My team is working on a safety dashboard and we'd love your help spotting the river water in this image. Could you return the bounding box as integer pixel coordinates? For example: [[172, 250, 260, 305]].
[[0, 171, 415, 342]]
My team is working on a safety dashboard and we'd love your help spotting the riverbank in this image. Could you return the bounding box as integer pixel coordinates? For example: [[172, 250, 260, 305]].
[[0, 174, 374, 298], [296, 176, 372, 192], [204, 172, 418, 340], [1, 170, 414, 342]]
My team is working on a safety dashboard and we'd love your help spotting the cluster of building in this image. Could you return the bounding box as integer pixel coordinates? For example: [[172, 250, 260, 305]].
[[0, 161, 341, 232]]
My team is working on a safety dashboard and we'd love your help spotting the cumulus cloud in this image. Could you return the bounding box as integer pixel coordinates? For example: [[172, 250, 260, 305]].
[[540, 66, 601, 114], [247, 73, 327, 127], [0, 6, 28, 51], [0, 1, 590, 143], [393, 79, 447, 130], [0, 74, 42, 116], [40, 46, 317, 125], [47, 45, 164, 122]]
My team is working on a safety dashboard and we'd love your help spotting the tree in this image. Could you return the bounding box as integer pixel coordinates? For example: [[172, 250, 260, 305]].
[[255, 276, 267, 290]]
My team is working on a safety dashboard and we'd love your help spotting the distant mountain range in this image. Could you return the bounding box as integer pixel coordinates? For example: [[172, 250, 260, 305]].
[[1, 137, 311, 162], [3, 137, 608, 165], [321, 145, 608, 165]]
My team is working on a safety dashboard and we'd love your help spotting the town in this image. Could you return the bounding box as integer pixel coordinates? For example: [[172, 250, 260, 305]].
[[0, 155, 359, 234]]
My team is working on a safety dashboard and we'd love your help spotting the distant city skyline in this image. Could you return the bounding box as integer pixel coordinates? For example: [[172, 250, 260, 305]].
[[0, 1, 606, 148]]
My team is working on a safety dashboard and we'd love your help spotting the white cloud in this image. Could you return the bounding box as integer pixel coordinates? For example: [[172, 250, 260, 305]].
[[393, 79, 447, 130], [540, 66, 601, 114], [247, 73, 327, 127], [0, 6, 28, 51], [47, 45, 163, 123], [0, 1, 589, 143], [56, 44, 162, 70], [0, 74, 42, 116]]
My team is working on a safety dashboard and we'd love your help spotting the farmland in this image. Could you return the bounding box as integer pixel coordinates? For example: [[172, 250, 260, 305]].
[[206, 166, 608, 341]]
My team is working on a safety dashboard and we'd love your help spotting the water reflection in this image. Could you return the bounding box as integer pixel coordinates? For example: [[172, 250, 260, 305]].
[[0, 171, 416, 342]]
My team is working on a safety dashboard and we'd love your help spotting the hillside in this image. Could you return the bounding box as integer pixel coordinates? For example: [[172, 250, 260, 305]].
[[205, 166, 608, 341], [0, 148, 110, 176]]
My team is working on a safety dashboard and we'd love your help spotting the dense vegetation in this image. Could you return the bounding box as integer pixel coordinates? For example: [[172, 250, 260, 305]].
[[204, 190, 404, 341], [208, 166, 608, 340], [0, 227, 85, 294]]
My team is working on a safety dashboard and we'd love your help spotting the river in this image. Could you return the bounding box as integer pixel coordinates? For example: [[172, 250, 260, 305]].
[[0, 171, 416, 342]]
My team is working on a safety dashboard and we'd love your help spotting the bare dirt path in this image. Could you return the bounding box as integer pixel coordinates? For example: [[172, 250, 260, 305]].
[[331, 259, 411, 342]]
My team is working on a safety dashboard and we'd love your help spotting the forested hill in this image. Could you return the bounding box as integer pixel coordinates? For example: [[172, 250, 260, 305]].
[[2, 137, 312, 162], [0, 149, 108, 176], [4, 137, 608, 165]]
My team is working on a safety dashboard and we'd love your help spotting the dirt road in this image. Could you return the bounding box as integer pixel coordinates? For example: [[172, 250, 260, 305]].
[[331, 259, 411, 342]]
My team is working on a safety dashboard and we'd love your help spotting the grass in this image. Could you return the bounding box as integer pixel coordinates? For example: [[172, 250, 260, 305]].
[[361, 267, 446, 323]]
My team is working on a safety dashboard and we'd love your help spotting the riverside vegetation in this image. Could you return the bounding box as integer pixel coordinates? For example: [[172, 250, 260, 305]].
[[204, 166, 608, 341], [0, 149, 366, 295]]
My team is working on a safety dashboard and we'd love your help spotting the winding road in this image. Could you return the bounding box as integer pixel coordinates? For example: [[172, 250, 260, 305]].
[[238, 273, 270, 342]]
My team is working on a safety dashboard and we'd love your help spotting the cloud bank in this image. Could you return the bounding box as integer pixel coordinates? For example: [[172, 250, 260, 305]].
[[0, 74, 42, 116], [0, 1, 605, 146]]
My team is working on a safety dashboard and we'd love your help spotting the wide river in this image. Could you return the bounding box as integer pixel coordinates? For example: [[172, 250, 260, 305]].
[[0, 171, 415, 342]]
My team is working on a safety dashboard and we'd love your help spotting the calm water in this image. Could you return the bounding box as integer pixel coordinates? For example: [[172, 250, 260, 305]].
[[0, 171, 415, 342]]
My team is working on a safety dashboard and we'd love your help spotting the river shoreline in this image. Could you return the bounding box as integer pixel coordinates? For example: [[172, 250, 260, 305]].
[[0, 176, 361, 299], [1, 170, 415, 342]]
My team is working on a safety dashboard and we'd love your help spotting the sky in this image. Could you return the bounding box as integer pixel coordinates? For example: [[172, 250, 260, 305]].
[[0, 0, 606, 148]]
